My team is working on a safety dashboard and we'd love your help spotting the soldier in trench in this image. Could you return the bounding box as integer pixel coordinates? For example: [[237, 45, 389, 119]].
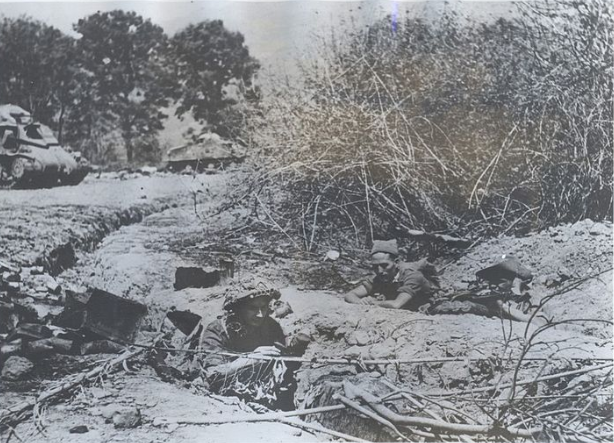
[[344, 240, 536, 321], [190, 277, 309, 410], [344, 239, 440, 310]]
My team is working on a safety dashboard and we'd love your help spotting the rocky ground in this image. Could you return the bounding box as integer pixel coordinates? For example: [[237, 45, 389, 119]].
[[0, 171, 612, 443]]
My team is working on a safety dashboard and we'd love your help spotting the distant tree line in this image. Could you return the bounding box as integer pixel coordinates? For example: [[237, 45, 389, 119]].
[[0, 11, 260, 163]]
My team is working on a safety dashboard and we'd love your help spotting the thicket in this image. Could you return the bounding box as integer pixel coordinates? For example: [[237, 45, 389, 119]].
[[247, 0, 613, 247]]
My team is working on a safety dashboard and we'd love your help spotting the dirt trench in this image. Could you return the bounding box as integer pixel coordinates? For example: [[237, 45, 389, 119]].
[[2, 173, 612, 443], [58, 197, 613, 443], [0, 173, 222, 273], [1, 173, 322, 443]]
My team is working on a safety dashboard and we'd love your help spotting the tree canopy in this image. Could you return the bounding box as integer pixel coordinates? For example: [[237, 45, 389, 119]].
[[69, 10, 176, 162], [171, 20, 260, 132], [0, 13, 260, 164], [0, 17, 75, 136]]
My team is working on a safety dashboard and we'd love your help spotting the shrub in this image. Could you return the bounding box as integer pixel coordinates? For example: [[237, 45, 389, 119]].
[[247, 0, 612, 249]]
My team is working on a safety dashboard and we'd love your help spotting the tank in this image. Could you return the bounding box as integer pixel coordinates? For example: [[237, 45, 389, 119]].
[[0, 104, 90, 187], [165, 132, 245, 172]]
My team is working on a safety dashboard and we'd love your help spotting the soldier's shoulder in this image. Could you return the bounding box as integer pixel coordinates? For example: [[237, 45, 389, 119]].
[[264, 316, 283, 329], [398, 260, 421, 272]]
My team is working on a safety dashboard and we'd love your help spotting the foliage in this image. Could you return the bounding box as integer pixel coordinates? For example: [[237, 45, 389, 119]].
[[0, 13, 258, 166], [67, 10, 177, 162], [249, 0, 613, 249], [0, 16, 75, 138], [170, 20, 260, 137]]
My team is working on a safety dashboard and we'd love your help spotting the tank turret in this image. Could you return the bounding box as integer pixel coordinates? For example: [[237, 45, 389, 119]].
[[0, 105, 90, 187]]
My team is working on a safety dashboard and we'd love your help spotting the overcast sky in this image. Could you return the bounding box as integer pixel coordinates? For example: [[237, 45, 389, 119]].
[[0, 0, 520, 144], [0, 1, 518, 74]]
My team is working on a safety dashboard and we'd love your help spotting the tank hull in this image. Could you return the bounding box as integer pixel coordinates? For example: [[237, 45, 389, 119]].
[[165, 132, 245, 173], [0, 105, 89, 188]]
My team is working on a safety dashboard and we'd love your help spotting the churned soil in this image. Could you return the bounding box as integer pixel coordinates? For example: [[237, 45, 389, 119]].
[[1, 172, 612, 442]]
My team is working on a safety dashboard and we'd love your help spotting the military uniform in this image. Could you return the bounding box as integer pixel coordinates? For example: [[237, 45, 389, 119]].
[[191, 277, 297, 410], [198, 315, 286, 370], [361, 259, 439, 311]]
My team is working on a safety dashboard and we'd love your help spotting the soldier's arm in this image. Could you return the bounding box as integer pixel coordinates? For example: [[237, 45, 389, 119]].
[[198, 321, 233, 370], [377, 291, 414, 309], [378, 268, 431, 310], [344, 284, 375, 305]]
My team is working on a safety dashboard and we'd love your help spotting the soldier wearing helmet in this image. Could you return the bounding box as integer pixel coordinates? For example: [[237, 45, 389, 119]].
[[198, 277, 285, 361], [193, 277, 306, 410]]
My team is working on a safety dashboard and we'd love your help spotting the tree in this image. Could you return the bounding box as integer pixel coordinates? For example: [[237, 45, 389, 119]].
[[171, 20, 260, 134], [69, 10, 177, 162], [0, 17, 76, 138]]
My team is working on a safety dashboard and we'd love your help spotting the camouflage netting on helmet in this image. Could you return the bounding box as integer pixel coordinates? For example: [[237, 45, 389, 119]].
[[222, 276, 281, 311]]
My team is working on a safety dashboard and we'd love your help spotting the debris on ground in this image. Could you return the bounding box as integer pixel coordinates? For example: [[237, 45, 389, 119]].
[[174, 266, 221, 290], [0, 273, 147, 384], [110, 406, 142, 429], [1, 356, 34, 381], [69, 425, 89, 434], [0, 174, 610, 443]]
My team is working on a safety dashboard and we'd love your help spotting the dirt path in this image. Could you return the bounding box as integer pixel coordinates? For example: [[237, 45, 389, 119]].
[[2, 172, 324, 443], [0, 172, 221, 270]]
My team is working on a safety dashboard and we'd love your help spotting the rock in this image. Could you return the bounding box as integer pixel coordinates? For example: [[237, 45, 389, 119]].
[[29, 266, 45, 275], [325, 250, 340, 261], [345, 331, 374, 346], [165, 423, 180, 433], [112, 407, 141, 429], [273, 300, 293, 318], [69, 425, 89, 434], [46, 279, 62, 295], [2, 271, 21, 282], [589, 224, 610, 236], [369, 337, 397, 359], [0, 260, 20, 274], [346, 330, 371, 346], [47, 293, 63, 304], [1, 356, 34, 381], [6, 282, 20, 292], [343, 345, 363, 358], [32, 304, 63, 320], [138, 166, 157, 176], [99, 404, 122, 419], [558, 266, 573, 279], [1, 340, 23, 358]]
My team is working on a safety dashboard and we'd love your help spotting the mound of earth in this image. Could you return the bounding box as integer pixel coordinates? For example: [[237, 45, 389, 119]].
[[439, 219, 612, 339]]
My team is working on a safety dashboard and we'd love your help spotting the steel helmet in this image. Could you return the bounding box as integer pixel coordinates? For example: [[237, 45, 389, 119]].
[[222, 277, 281, 311]]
